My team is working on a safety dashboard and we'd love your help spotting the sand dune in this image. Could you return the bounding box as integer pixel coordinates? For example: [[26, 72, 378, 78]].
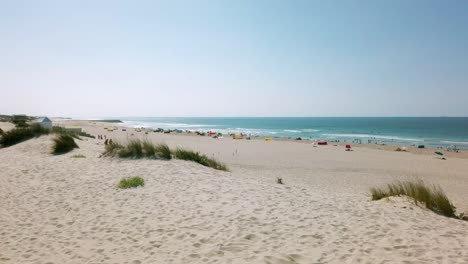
[[1, 122, 468, 263]]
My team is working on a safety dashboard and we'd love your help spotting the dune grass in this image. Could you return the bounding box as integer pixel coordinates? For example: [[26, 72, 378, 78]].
[[174, 148, 228, 171], [52, 134, 79, 155], [102, 139, 227, 171], [0, 124, 50, 148], [103, 139, 172, 160], [118, 176, 145, 189], [370, 180, 456, 218], [71, 154, 86, 158]]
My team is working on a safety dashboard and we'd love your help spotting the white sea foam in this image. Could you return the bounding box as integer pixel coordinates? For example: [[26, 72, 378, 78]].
[[283, 129, 301, 133], [322, 133, 424, 142], [441, 141, 468, 145]]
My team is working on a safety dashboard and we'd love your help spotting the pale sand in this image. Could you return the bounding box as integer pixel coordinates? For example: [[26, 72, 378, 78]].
[[1, 121, 468, 264]]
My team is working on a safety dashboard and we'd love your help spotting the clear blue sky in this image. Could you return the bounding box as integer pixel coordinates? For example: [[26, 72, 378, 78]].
[[1, 0, 467, 117]]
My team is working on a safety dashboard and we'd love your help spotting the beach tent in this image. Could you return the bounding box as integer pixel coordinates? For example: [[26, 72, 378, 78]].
[[318, 141, 328, 145]]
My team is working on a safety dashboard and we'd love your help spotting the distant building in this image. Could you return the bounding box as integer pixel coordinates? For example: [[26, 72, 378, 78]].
[[33, 117, 53, 130]]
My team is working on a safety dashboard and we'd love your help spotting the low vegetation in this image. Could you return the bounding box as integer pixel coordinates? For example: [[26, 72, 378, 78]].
[[52, 134, 79, 155], [370, 180, 457, 218], [104, 139, 172, 160], [71, 154, 86, 158], [0, 124, 50, 148], [174, 148, 228, 171], [277, 177, 284, 184], [118, 176, 145, 189], [51, 126, 95, 140], [103, 139, 228, 171]]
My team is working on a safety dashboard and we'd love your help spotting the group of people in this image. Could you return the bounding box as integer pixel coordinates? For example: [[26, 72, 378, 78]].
[[97, 134, 113, 145]]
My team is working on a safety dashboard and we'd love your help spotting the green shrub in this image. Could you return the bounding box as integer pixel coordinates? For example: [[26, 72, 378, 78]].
[[0, 124, 49, 148], [52, 134, 79, 154], [13, 120, 29, 128], [174, 148, 228, 171], [118, 176, 145, 189], [370, 180, 456, 218]]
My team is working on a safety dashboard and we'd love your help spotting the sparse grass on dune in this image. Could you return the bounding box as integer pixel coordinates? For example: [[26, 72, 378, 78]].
[[103, 139, 172, 160], [103, 141, 124, 156], [71, 154, 86, 158], [152, 142, 172, 160], [174, 148, 228, 171], [118, 140, 144, 158], [0, 124, 49, 148], [102, 139, 227, 170], [118, 176, 145, 189], [370, 180, 457, 218], [52, 134, 79, 155]]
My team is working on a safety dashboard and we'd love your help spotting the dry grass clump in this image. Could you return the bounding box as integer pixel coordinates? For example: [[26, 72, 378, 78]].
[[370, 180, 456, 218], [52, 134, 79, 155], [0, 124, 50, 148], [174, 148, 228, 171], [118, 176, 145, 189], [71, 154, 86, 158], [103, 139, 171, 160]]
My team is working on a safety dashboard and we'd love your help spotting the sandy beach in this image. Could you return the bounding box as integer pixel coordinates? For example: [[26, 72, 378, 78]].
[[1, 120, 468, 264]]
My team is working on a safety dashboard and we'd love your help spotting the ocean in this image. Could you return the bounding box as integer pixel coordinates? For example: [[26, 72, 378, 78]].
[[114, 117, 468, 149]]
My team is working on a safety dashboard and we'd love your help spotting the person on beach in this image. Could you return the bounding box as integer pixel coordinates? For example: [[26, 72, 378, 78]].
[[104, 139, 108, 145], [109, 139, 113, 145]]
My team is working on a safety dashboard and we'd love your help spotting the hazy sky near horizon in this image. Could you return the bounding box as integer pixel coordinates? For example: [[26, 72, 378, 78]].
[[1, 0, 467, 117]]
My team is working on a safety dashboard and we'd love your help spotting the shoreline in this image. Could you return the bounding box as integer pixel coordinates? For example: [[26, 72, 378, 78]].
[[59, 119, 468, 160], [92, 119, 468, 150]]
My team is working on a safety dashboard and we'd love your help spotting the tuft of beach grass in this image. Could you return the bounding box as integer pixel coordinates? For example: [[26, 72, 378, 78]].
[[173, 148, 228, 171], [370, 179, 456, 218], [118, 176, 145, 189], [103, 139, 171, 160], [52, 134, 79, 155]]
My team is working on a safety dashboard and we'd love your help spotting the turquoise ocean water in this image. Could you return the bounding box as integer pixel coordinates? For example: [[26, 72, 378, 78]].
[[114, 117, 468, 149]]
